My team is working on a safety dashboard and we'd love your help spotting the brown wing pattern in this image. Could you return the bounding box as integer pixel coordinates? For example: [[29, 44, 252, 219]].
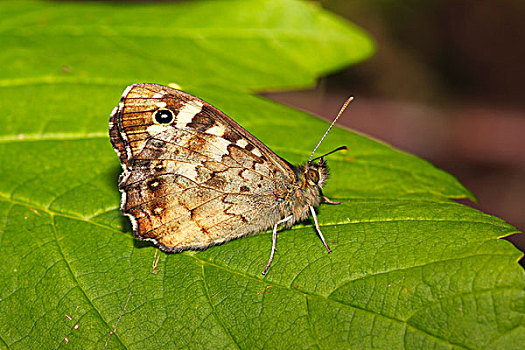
[[110, 83, 296, 250]]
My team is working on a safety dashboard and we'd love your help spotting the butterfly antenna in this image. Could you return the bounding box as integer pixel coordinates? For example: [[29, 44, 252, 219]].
[[308, 96, 354, 163], [310, 145, 349, 163]]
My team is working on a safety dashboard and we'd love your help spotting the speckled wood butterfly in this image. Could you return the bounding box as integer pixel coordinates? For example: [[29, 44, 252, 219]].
[[109, 83, 350, 274]]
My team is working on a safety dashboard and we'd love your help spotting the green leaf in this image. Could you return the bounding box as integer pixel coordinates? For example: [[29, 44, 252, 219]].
[[1, 0, 373, 91], [0, 1, 523, 349]]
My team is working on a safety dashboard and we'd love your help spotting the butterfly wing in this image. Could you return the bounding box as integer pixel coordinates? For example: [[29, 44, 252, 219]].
[[110, 83, 297, 251]]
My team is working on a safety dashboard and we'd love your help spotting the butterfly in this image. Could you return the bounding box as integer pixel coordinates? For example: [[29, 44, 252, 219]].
[[109, 83, 350, 274]]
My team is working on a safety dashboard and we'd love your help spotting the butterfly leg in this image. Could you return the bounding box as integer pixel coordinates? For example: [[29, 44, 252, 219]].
[[262, 215, 294, 275], [322, 195, 341, 205], [309, 206, 332, 253]]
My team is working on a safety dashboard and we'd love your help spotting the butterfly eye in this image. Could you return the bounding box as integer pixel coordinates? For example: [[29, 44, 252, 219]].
[[307, 169, 319, 183], [154, 109, 174, 124]]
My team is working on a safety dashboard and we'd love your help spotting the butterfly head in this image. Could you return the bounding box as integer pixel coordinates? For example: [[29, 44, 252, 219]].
[[304, 145, 348, 187], [303, 158, 329, 189]]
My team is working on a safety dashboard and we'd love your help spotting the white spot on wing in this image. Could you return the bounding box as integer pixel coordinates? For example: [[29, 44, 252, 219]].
[[181, 164, 198, 181], [147, 124, 168, 135], [119, 169, 138, 233], [206, 124, 225, 137], [252, 148, 263, 157], [155, 102, 167, 108], [207, 138, 231, 161], [236, 139, 248, 148], [154, 207, 164, 215], [176, 100, 203, 128], [158, 161, 200, 182], [153, 93, 164, 98]]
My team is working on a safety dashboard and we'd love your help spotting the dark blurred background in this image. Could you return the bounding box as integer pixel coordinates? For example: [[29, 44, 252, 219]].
[[263, 0, 525, 260]]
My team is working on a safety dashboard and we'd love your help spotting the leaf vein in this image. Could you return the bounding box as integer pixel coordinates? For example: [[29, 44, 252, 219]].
[[201, 264, 241, 349], [305, 296, 322, 349], [329, 254, 518, 299], [191, 255, 471, 349]]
